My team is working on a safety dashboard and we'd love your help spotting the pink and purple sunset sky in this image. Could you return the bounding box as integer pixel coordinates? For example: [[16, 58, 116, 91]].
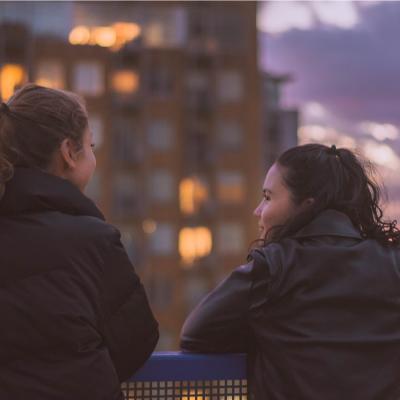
[[258, 1, 400, 217]]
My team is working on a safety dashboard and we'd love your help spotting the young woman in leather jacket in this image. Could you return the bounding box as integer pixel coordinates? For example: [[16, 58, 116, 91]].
[[0, 84, 158, 400], [181, 144, 400, 400]]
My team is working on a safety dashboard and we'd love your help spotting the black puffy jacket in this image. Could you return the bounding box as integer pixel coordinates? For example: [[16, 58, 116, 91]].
[[0, 167, 158, 400], [181, 209, 400, 400]]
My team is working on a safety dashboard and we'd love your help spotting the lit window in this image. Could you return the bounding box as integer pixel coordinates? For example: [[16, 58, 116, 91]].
[[91, 26, 116, 48], [112, 173, 138, 218], [88, 114, 104, 150], [111, 70, 139, 94], [217, 171, 245, 204], [217, 222, 245, 255], [69, 24, 142, 50], [217, 70, 243, 103], [73, 61, 104, 96], [69, 26, 90, 45], [148, 170, 175, 203], [35, 61, 64, 89], [179, 176, 209, 215], [147, 120, 174, 151], [179, 227, 212, 266], [217, 120, 243, 149], [149, 223, 176, 255], [0, 64, 26, 101], [112, 22, 141, 51]]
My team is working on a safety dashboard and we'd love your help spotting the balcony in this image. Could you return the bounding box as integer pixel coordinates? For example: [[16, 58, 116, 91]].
[[122, 352, 247, 399]]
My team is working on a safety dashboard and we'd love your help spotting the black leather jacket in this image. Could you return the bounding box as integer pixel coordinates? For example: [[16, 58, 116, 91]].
[[181, 210, 400, 400]]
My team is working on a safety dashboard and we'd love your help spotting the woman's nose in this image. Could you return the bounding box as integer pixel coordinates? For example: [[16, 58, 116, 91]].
[[254, 203, 262, 217]]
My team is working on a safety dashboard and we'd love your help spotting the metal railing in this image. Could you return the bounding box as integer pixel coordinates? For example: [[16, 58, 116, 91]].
[[122, 352, 247, 400]]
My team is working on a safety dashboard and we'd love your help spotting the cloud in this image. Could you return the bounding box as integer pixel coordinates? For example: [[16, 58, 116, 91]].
[[359, 122, 399, 141], [312, 2, 359, 29], [258, 2, 314, 34], [260, 2, 400, 125], [258, 1, 359, 35]]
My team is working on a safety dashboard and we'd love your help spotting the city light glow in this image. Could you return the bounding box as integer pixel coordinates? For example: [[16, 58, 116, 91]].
[[181, 389, 207, 400], [179, 227, 212, 267], [69, 26, 91, 45], [69, 22, 141, 50], [180, 177, 209, 215], [91, 27, 116, 47], [143, 219, 157, 235], [0, 64, 26, 101], [111, 70, 139, 94], [113, 22, 142, 50]]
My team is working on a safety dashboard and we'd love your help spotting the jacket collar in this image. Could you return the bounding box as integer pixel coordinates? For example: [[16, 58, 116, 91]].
[[0, 167, 104, 220], [293, 209, 362, 240]]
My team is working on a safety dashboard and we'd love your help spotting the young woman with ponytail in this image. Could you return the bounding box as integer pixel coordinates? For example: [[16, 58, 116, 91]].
[[0, 84, 158, 400], [181, 143, 400, 400]]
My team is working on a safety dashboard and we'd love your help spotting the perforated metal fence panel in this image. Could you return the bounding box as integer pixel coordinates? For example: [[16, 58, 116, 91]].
[[121, 352, 247, 400]]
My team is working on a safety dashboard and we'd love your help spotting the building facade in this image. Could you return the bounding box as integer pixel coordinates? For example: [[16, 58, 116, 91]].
[[0, 1, 263, 349]]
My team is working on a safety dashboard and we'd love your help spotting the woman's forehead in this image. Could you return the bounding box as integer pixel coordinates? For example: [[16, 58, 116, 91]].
[[264, 163, 286, 190]]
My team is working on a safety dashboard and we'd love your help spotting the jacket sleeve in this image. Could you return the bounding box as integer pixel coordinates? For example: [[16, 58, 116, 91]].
[[180, 261, 255, 353], [99, 230, 159, 382]]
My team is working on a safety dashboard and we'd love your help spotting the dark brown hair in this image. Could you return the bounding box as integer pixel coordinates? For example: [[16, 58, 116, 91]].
[[0, 83, 88, 199], [261, 143, 400, 247]]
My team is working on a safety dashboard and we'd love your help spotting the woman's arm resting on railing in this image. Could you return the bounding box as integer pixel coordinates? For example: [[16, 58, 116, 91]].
[[180, 261, 255, 353]]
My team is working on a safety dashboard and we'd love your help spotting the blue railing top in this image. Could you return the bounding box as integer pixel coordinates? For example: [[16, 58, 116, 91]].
[[130, 352, 247, 382]]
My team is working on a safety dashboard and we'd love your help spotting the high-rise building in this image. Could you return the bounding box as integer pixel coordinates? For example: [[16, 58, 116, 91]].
[[261, 72, 298, 169], [0, 1, 263, 349]]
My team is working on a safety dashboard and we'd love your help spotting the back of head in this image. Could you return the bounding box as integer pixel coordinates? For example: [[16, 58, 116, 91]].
[[273, 143, 399, 246], [0, 83, 88, 199]]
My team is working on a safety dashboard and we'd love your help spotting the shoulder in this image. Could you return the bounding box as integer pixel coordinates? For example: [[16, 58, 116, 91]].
[[34, 211, 123, 252], [74, 215, 120, 241], [248, 238, 298, 277], [71, 215, 123, 252]]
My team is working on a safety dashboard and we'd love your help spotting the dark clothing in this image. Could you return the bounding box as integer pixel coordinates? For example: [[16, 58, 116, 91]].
[[181, 210, 400, 400], [0, 168, 158, 400]]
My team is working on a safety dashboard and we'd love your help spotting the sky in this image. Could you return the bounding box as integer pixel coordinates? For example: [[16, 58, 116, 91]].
[[258, 0, 400, 216]]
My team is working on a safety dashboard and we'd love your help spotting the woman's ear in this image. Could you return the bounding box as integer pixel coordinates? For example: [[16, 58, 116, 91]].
[[59, 138, 78, 169]]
